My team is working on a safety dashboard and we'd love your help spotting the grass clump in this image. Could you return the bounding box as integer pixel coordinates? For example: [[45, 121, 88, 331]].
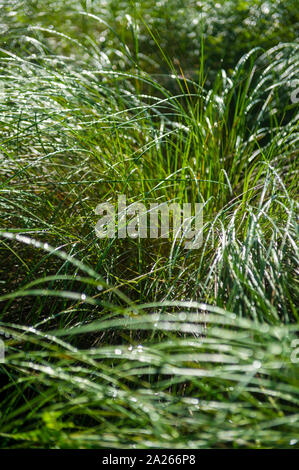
[[0, 0, 298, 449]]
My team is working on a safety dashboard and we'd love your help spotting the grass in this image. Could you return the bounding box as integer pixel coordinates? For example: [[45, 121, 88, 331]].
[[0, 0, 298, 448]]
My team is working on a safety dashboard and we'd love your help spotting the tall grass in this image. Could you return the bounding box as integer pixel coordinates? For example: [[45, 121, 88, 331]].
[[0, 0, 298, 448]]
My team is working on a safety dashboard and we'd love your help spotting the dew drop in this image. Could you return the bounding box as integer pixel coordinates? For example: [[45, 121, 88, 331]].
[[253, 360, 262, 369]]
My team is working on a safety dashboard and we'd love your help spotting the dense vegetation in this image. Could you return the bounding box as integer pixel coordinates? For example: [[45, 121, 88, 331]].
[[0, 0, 298, 448]]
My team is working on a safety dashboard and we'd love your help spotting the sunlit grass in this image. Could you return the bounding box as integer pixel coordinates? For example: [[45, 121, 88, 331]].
[[0, 0, 298, 449]]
